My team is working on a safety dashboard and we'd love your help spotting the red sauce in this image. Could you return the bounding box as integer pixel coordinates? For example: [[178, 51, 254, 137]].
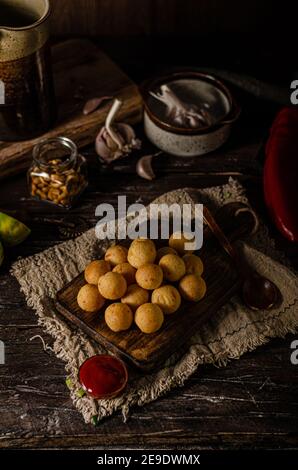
[[79, 354, 128, 399]]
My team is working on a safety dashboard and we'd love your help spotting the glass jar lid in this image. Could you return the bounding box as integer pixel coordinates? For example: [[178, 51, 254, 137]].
[[33, 136, 78, 172]]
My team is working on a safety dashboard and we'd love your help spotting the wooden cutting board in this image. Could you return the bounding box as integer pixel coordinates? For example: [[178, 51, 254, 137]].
[[0, 39, 143, 180], [56, 203, 255, 371]]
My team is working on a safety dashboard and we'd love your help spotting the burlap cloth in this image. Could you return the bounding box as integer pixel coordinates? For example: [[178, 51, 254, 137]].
[[11, 178, 298, 424]]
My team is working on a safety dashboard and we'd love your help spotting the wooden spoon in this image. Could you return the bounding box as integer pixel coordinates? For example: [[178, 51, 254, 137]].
[[203, 206, 281, 310]]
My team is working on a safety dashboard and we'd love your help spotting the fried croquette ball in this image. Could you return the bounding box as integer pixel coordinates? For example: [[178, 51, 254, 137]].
[[113, 262, 136, 285], [158, 253, 186, 282], [135, 263, 163, 290], [77, 284, 105, 312], [151, 285, 181, 314], [135, 303, 164, 334], [84, 260, 111, 285], [182, 254, 204, 277], [121, 284, 149, 311], [104, 244, 128, 267], [127, 238, 156, 269], [104, 303, 133, 332], [169, 232, 195, 255], [156, 246, 178, 262], [179, 274, 207, 302], [98, 272, 127, 300]]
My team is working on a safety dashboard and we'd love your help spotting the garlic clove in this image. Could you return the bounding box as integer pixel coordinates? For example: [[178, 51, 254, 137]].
[[106, 128, 124, 151], [83, 96, 113, 115], [117, 123, 142, 151], [95, 130, 113, 162], [118, 123, 136, 143], [136, 152, 162, 180]]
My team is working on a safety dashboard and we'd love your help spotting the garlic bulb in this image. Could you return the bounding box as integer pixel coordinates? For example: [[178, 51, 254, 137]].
[[95, 99, 141, 163]]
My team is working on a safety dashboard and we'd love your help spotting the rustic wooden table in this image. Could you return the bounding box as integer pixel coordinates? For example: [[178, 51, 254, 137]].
[[0, 48, 297, 449]]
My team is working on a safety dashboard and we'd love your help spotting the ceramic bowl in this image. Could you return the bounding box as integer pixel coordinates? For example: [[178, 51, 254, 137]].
[[142, 71, 240, 157]]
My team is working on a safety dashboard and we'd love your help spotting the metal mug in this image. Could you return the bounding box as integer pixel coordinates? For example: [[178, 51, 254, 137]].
[[0, 0, 56, 141]]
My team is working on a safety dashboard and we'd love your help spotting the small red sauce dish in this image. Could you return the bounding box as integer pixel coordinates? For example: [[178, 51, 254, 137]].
[[78, 354, 128, 399]]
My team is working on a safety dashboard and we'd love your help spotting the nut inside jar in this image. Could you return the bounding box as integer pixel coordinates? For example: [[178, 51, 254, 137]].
[[28, 137, 88, 208]]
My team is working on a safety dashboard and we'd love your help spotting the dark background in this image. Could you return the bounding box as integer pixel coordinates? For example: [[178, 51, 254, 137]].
[[49, 0, 288, 38], [49, 0, 295, 81]]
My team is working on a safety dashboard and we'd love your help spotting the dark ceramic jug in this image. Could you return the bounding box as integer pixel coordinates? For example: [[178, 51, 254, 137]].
[[0, 0, 56, 141]]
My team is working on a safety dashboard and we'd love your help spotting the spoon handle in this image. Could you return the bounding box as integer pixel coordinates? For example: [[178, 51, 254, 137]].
[[203, 206, 250, 278], [203, 206, 238, 260]]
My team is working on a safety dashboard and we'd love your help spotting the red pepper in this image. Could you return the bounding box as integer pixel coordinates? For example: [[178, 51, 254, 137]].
[[264, 107, 298, 242]]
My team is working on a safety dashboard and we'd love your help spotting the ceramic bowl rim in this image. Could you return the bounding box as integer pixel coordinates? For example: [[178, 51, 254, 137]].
[[141, 71, 239, 136]]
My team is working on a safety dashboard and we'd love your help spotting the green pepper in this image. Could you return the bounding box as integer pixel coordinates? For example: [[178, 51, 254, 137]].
[[0, 240, 4, 267], [91, 415, 99, 426], [76, 388, 86, 398], [0, 212, 31, 247], [65, 377, 74, 390]]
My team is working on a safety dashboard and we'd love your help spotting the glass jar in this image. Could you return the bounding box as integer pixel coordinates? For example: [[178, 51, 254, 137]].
[[28, 137, 88, 208]]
